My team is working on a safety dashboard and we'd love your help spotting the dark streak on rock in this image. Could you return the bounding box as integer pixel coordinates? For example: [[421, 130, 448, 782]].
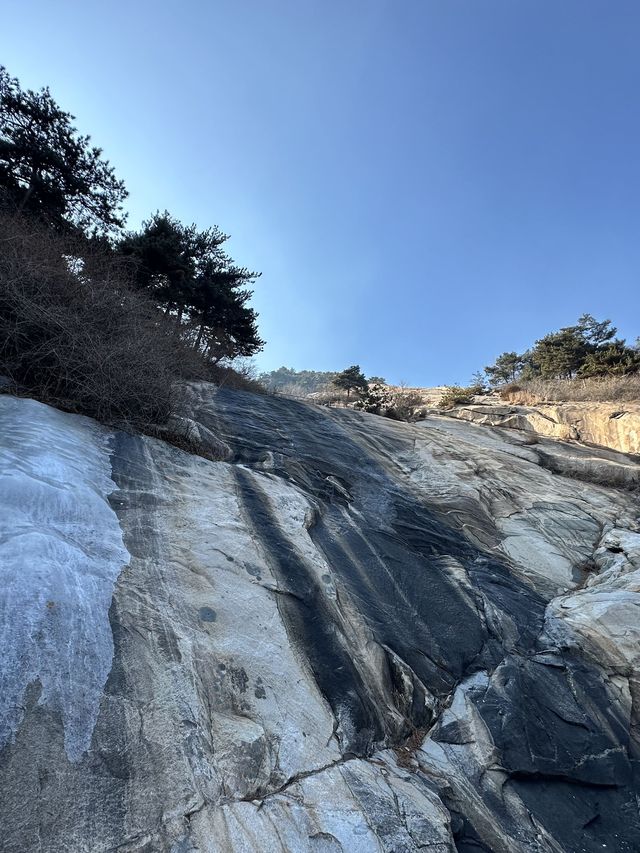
[[203, 388, 640, 853]]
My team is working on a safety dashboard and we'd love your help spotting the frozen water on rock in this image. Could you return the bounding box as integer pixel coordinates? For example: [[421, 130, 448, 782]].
[[0, 396, 129, 761]]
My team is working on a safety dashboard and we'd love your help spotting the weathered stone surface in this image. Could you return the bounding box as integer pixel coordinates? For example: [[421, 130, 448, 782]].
[[447, 401, 640, 456], [1, 386, 639, 851]]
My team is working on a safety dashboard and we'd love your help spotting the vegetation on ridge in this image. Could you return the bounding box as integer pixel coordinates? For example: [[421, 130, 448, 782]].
[[484, 314, 640, 386], [258, 367, 339, 395], [0, 67, 264, 427]]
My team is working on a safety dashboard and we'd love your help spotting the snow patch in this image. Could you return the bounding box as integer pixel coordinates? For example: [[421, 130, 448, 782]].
[[0, 397, 129, 761]]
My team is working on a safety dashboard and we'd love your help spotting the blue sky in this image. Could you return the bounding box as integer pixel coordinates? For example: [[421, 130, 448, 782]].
[[2, 1, 639, 384]]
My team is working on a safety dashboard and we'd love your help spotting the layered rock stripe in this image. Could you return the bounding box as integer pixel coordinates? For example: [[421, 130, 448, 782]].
[[0, 386, 639, 852]]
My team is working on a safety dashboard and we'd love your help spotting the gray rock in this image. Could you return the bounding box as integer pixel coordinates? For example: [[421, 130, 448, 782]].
[[1, 385, 639, 852]]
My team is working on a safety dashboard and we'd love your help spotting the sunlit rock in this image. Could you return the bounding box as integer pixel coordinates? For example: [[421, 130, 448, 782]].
[[1, 386, 639, 851], [447, 400, 640, 456]]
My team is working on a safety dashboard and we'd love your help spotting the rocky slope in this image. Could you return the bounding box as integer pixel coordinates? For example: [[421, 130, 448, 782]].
[[1, 386, 639, 852], [446, 401, 640, 456]]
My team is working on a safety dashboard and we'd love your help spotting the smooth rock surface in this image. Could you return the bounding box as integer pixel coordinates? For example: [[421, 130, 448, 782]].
[[1, 386, 639, 852]]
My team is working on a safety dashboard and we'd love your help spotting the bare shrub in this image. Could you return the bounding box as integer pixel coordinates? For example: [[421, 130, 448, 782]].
[[439, 385, 475, 409], [389, 390, 424, 421], [208, 360, 267, 394], [353, 382, 393, 415], [0, 213, 210, 427]]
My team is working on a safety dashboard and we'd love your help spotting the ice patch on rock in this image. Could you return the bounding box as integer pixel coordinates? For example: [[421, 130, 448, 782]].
[[0, 396, 129, 761]]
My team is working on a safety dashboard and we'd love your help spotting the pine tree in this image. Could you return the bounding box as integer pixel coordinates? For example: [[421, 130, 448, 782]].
[[333, 365, 368, 398], [578, 341, 640, 377], [0, 67, 127, 237], [118, 212, 201, 320], [576, 314, 616, 347], [484, 352, 524, 385], [480, 315, 638, 384], [119, 212, 263, 361], [530, 327, 587, 379], [191, 256, 263, 361], [530, 316, 616, 379]]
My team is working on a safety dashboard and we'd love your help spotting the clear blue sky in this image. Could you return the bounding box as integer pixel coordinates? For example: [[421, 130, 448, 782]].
[[2, 1, 639, 384]]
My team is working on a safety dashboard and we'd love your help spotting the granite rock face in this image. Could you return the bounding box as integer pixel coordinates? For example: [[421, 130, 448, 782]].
[[1, 386, 639, 852], [448, 401, 640, 456]]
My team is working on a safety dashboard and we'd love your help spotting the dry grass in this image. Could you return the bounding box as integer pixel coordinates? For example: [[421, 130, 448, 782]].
[[500, 375, 640, 405], [393, 726, 430, 768]]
